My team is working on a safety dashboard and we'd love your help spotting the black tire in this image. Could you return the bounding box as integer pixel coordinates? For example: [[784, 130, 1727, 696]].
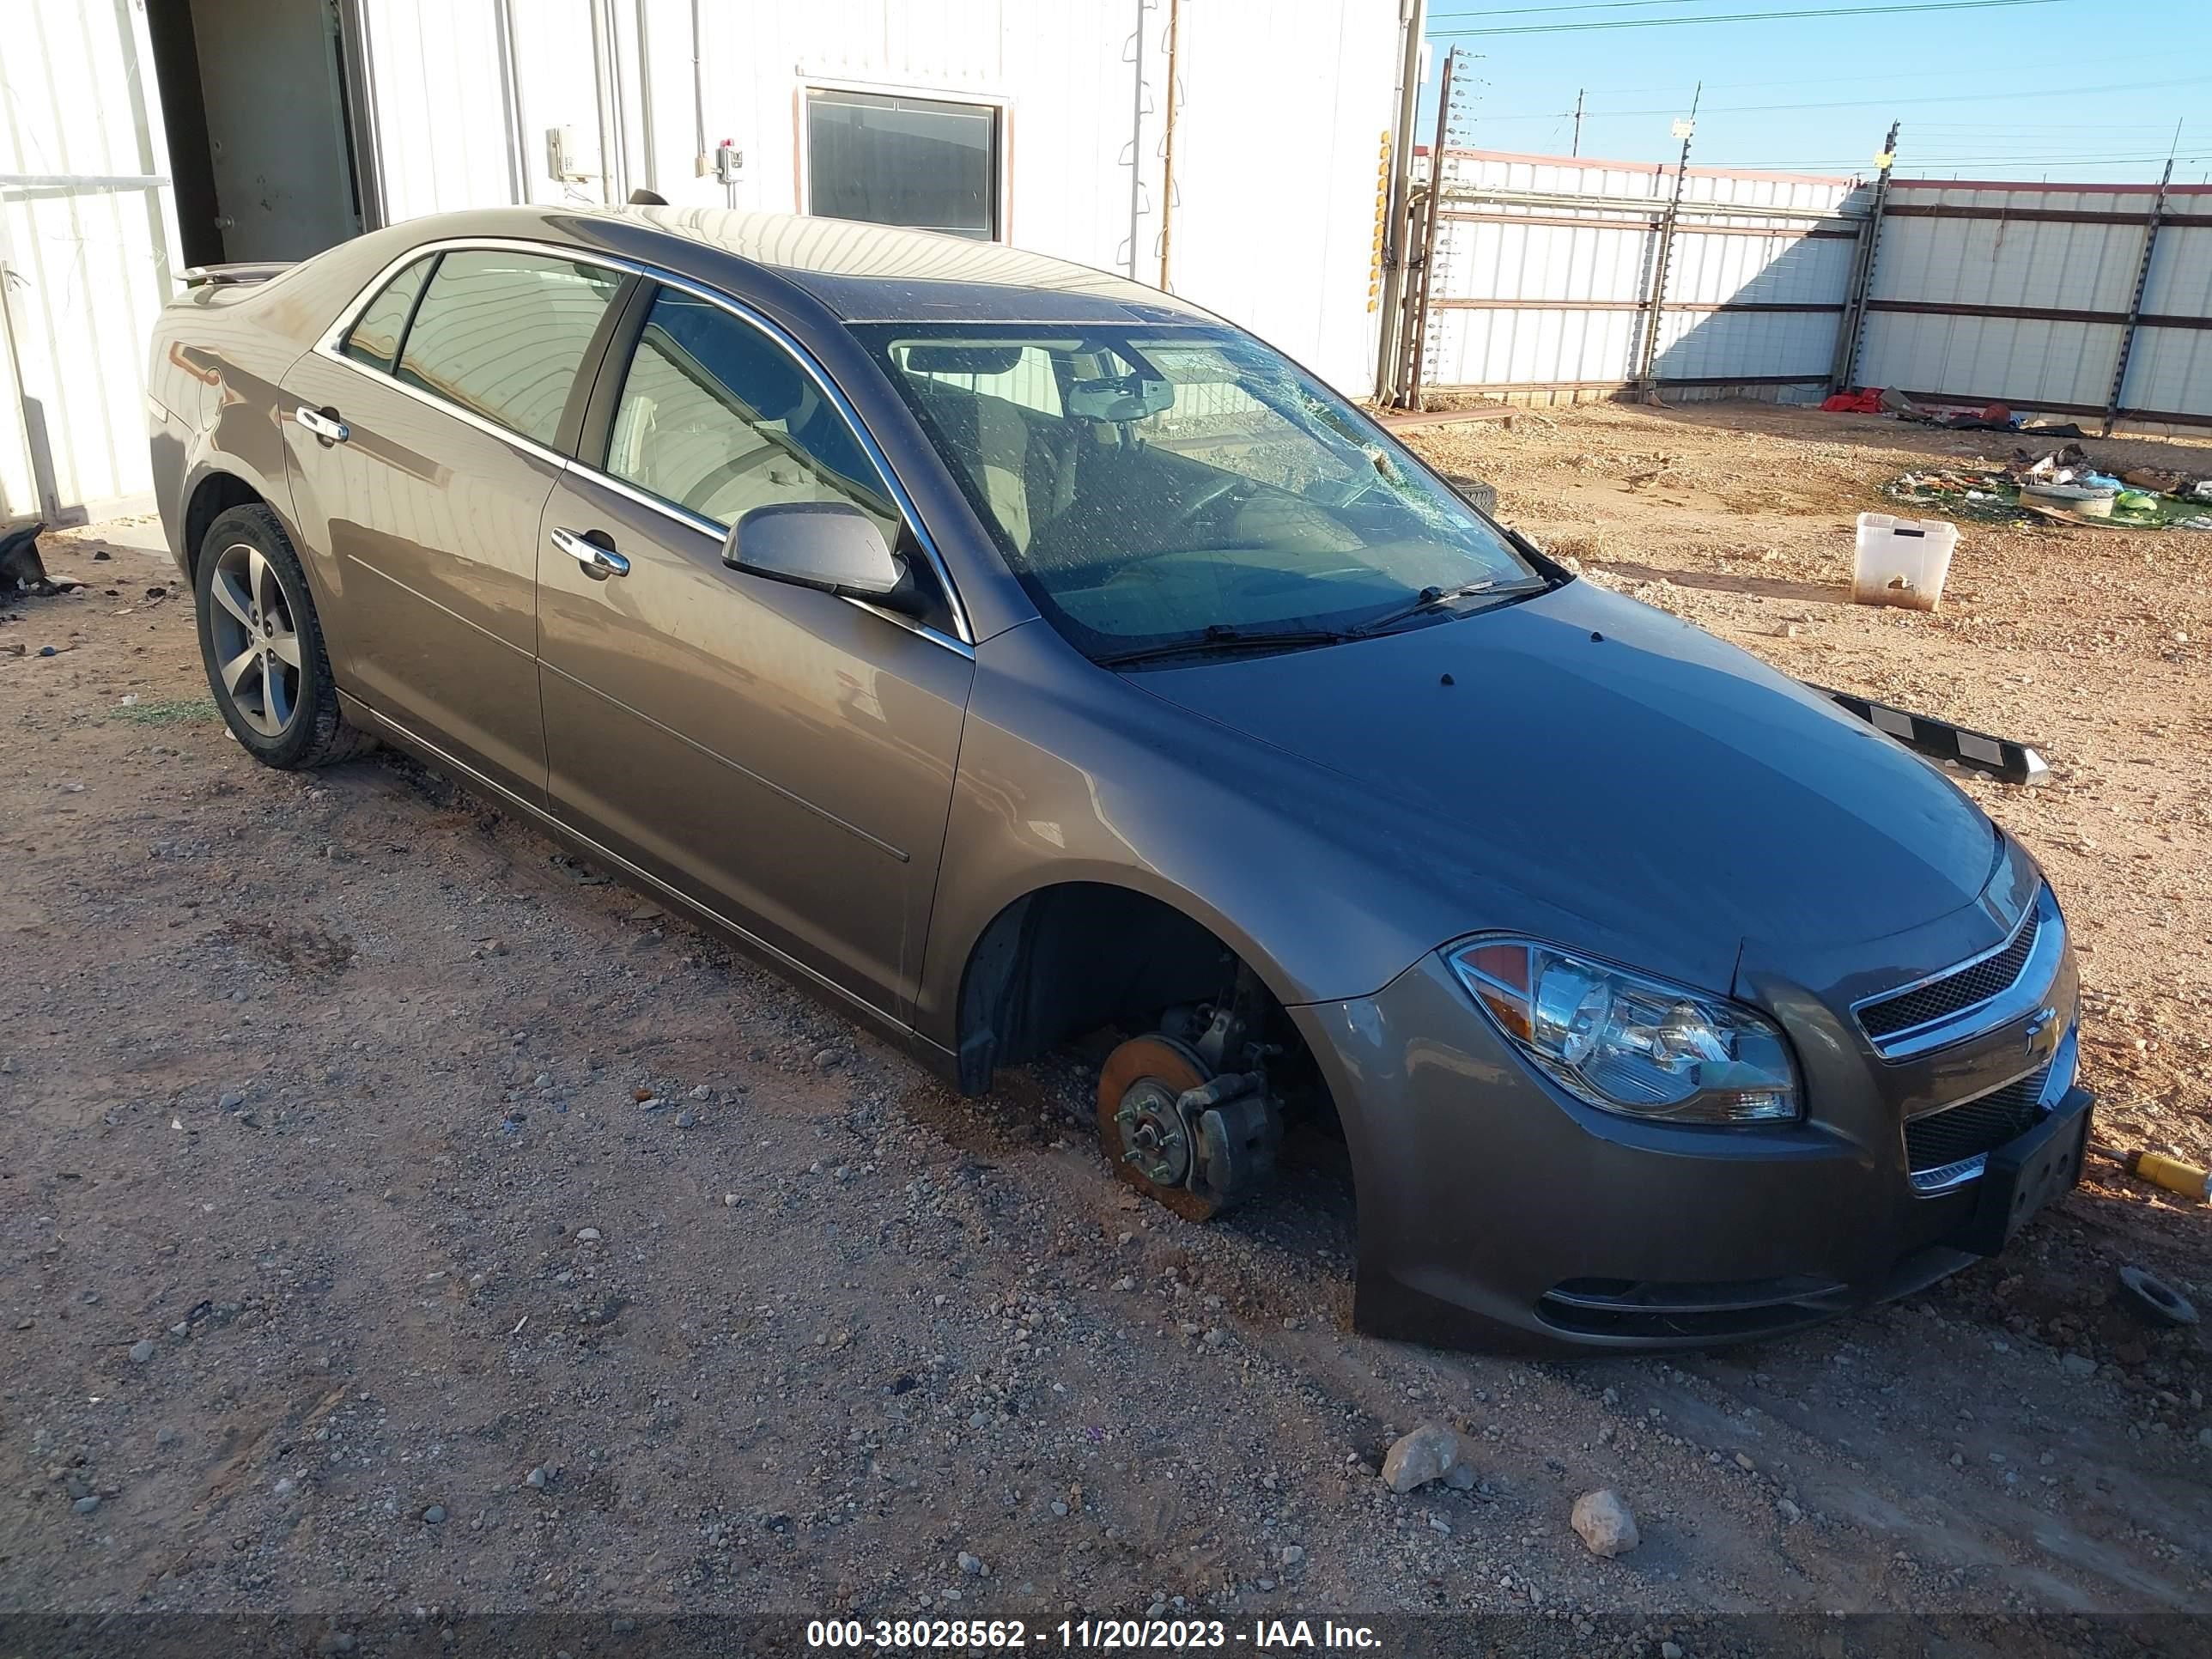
[[194, 503, 372, 769]]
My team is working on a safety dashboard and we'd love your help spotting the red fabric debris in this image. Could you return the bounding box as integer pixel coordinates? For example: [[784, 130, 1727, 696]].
[[1820, 388, 1885, 414]]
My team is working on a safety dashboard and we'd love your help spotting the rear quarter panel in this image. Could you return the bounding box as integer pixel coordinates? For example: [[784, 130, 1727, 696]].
[[149, 226, 427, 577]]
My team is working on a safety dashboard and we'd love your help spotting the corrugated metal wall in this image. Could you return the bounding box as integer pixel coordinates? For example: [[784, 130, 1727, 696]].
[[356, 0, 1397, 395], [1408, 150, 2212, 428], [1415, 149, 1867, 402], [0, 0, 184, 525], [2132, 212, 2212, 419], [1, 0, 1392, 527], [15, 21, 2212, 529], [1854, 181, 2212, 423]]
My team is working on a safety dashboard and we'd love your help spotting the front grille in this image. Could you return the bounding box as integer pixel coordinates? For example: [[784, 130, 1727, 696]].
[[1905, 1061, 2050, 1174], [1861, 908, 2041, 1042]]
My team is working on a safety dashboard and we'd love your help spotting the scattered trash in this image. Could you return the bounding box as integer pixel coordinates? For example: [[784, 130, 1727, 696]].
[[2115, 1265, 2198, 1329], [2020, 480, 2117, 518], [1821, 386, 2088, 436], [1887, 442, 2212, 532], [1, 523, 82, 598]]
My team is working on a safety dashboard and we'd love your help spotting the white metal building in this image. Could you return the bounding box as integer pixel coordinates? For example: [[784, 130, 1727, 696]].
[[2, 0, 1401, 529]]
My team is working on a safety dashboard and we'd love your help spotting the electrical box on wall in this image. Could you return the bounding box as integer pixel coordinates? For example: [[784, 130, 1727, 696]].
[[545, 125, 595, 184], [714, 140, 744, 185]]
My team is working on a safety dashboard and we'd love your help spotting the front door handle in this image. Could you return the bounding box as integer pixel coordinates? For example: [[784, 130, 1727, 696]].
[[549, 526, 630, 580], [295, 404, 349, 444]]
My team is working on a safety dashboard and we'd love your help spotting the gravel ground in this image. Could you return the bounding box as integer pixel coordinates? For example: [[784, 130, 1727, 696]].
[[2, 402, 2208, 1647]]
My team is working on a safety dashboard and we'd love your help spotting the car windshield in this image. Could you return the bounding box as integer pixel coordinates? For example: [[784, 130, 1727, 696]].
[[854, 323, 1546, 659]]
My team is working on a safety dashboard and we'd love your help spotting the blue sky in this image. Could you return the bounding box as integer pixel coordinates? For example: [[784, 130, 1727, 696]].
[[1416, 0, 2212, 184]]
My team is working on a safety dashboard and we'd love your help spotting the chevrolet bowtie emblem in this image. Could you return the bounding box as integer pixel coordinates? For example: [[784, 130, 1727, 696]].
[[2023, 1006, 2058, 1054]]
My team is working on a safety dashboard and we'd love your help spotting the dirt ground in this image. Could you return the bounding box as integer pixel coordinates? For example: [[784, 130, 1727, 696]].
[[3, 402, 2209, 1648]]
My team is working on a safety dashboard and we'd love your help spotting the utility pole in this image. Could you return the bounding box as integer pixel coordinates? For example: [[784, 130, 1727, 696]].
[[2102, 149, 2176, 434], [1633, 82, 1699, 393], [1158, 0, 1182, 290], [1399, 46, 1470, 410], [1571, 88, 1584, 158], [1125, 0, 1147, 280], [1374, 0, 1428, 402], [1830, 119, 1902, 393]]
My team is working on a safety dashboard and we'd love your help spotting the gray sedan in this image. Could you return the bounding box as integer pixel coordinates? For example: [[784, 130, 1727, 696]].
[[146, 206, 2089, 1352]]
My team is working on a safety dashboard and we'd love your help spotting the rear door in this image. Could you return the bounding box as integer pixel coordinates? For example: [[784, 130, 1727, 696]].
[[283, 246, 629, 801], [536, 283, 974, 1018]]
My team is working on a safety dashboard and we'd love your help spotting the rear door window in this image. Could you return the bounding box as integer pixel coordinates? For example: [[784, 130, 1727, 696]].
[[395, 250, 623, 446], [339, 255, 434, 373]]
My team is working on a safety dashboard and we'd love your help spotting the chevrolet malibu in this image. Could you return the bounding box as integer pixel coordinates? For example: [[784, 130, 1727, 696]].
[[147, 207, 2090, 1352]]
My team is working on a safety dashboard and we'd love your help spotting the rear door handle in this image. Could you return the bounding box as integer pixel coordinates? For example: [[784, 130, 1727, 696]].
[[295, 404, 349, 443], [549, 526, 630, 580]]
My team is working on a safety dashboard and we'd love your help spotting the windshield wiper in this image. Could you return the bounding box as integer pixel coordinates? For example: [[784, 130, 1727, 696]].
[[1351, 579, 1523, 637], [1096, 623, 1352, 669]]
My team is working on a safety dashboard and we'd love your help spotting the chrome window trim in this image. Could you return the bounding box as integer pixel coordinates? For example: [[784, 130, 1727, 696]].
[[1853, 885, 2065, 1062], [308, 234, 977, 653]]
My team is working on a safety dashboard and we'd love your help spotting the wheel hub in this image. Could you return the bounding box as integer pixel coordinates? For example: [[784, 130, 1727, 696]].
[[1114, 1078, 1192, 1188]]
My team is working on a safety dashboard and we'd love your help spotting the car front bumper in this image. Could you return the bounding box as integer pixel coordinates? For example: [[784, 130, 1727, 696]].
[[1294, 933, 2089, 1355]]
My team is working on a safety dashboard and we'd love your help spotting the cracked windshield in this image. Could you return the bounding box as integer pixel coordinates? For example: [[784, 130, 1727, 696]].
[[861, 324, 1544, 659]]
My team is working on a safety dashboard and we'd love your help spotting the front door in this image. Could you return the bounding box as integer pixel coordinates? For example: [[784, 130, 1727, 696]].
[[283, 247, 626, 800], [537, 285, 973, 1018]]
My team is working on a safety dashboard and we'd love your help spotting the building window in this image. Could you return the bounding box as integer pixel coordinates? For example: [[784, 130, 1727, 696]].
[[806, 89, 1000, 240]]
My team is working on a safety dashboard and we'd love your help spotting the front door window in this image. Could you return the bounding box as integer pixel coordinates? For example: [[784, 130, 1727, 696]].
[[605, 290, 901, 546]]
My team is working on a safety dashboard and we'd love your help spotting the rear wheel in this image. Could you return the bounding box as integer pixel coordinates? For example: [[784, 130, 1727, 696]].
[[195, 504, 370, 769]]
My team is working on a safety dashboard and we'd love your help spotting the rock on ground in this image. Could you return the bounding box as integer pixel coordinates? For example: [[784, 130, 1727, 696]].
[[1571, 1488, 1640, 1558], [1381, 1422, 1473, 1494]]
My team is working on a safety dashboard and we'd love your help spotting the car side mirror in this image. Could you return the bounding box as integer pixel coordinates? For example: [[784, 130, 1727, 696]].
[[722, 502, 922, 615]]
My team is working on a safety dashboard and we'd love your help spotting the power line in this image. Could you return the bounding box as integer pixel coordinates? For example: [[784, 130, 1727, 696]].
[[1430, 0, 1726, 16], [1451, 73, 2208, 124], [1434, 0, 2067, 38], [1510, 56, 2166, 97], [1728, 151, 2210, 170]]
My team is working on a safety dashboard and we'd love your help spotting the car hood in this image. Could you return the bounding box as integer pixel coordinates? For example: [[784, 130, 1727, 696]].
[[1127, 579, 1998, 994]]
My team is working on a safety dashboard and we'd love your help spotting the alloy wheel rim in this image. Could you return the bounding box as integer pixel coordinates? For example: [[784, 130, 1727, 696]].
[[208, 541, 302, 738]]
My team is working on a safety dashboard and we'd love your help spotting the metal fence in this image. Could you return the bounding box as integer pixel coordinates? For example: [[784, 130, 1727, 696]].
[[1394, 147, 2212, 433]]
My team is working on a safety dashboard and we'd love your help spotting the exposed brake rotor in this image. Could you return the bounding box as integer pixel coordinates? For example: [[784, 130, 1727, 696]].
[[1096, 1034, 1224, 1223], [1096, 1030, 1282, 1223]]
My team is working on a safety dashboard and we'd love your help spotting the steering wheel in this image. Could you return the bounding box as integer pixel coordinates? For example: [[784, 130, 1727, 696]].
[[1173, 474, 1245, 526]]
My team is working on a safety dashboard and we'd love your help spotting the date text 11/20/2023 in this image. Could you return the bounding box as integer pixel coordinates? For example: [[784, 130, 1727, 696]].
[[805, 1617, 1384, 1650]]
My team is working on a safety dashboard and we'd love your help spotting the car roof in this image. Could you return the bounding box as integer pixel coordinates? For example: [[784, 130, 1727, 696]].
[[454, 204, 1223, 328]]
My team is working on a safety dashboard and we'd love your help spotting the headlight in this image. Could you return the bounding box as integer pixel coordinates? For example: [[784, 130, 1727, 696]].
[[1448, 938, 1800, 1124]]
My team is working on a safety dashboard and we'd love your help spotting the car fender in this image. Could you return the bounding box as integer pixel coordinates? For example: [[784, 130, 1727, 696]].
[[915, 622, 1459, 1051]]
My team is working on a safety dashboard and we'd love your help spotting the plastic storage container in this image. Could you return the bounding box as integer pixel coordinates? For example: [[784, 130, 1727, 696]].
[[1852, 512, 1957, 611]]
